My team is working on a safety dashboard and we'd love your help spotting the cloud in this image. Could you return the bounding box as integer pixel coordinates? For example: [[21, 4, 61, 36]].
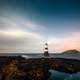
[[1, 9, 80, 53], [48, 32, 80, 53], [0, 30, 44, 53], [1, 15, 80, 53], [0, 15, 45, 31], [0, 15, 45, 53]]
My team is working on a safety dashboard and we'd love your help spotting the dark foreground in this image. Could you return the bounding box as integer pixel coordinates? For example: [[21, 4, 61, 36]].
[[0, 56, 80, 80]]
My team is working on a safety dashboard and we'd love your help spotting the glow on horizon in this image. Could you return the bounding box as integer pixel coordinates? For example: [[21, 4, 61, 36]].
[[48, 32, 80, 53]]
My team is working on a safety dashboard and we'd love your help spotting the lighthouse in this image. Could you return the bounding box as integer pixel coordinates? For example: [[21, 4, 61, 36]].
[[44, 43, 49, 57]]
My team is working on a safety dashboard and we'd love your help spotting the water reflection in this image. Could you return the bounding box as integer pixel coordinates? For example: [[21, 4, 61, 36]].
[[49, 69, 80, 80]]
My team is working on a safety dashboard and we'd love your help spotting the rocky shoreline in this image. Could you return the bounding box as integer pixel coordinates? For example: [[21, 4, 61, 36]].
[[0, 56, 80, 80]]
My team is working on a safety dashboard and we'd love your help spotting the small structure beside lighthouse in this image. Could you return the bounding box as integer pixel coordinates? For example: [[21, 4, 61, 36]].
[[44, 43, 49, 57]]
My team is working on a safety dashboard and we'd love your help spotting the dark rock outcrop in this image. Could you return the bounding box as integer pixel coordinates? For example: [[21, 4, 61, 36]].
[[62, 49, 80, 54]]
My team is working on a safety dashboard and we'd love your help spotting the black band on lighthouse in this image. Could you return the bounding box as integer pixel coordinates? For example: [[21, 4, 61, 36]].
[[44, 43, 49, 57]]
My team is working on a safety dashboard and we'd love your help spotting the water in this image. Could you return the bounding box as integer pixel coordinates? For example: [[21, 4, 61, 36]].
[[1, 53, 80, 60], [21, 53, 80, 60], [49, 70, 80, 80]]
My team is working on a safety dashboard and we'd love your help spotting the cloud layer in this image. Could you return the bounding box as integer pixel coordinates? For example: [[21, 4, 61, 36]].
[[0, 10, 80, 53], [48, 32, 80, 53], [0, 15, 45, 53], [0, 30, 44, 53]]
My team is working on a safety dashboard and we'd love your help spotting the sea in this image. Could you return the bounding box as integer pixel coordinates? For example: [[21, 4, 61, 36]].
[[49, 70, 80, 80]]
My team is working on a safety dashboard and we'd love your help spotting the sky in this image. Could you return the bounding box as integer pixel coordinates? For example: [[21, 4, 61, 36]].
[[0, 0, 80, 53]]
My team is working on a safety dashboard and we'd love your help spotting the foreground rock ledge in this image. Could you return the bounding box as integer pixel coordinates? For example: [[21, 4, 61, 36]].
[[0, 56, 80, 80]]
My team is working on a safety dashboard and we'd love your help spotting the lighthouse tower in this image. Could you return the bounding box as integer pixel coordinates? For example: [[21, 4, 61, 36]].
[[44, 43, 49, 57]]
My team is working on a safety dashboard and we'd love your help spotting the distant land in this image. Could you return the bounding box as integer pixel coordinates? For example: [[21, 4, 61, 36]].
[[62, 49, 80, 54]]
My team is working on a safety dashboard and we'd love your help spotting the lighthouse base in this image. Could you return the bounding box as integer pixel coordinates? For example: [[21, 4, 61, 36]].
[[44, 52, 49, 57]]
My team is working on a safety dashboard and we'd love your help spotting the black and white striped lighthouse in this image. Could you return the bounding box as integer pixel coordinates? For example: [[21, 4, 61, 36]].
[[44, 43, 49, 57]]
